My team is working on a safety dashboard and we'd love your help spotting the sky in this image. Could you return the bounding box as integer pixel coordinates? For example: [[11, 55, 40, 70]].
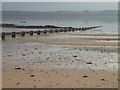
[[2, 2, 118, 11]]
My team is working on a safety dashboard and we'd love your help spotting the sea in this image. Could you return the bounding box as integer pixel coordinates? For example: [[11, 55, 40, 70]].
[[2, 11, 118, 33]]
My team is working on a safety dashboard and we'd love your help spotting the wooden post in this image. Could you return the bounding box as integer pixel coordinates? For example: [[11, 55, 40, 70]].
[[75, 28, 77, 31], [68, 29, 71, 31], [79, 28, 81, 31], [37, 30, 41, 35], [82, 28, 84, 31], [60, 29, 63, 32], [50, 29, 53, 33], [2, 33, 5, 40], [21, 31, 25, 37], [76, 28, 79, 31], [30, 31, 33, 36], [12, 32, 16, 38], [86, 27, 89, 30], [72, 28, 74, 32], [55, 29, 58, 33], [90, 27, 92, 29], [44, 30, 47, 34], [64, 29, 67, 32], [84, 28, 86, 30], [66, 28, 69, 32]]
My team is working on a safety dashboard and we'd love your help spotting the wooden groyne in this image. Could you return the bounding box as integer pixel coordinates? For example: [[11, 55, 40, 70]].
[[1, 26, 101, 40]]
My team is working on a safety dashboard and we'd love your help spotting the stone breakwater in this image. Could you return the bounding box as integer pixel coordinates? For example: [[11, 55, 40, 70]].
[[1, 23, 101, 29]]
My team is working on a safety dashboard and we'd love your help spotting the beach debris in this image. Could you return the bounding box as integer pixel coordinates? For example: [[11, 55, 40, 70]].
[[73, 55, 77, 57], [56, 83, 59, 86], [117, 79, 120, 81], [22, 68, 25, 70], [34, 86, 36, 87], [86, 61, 92, 64], [83, 83, 86, 85], [39, 52, 41, 54], [47, 57, 49, 60], [30, 74, 35, 77], [16, 82, 20, 85], [101, 79, 105, 81], [14, 67, 21, 70], [35, 48, 38, 50], [22, 53, 26, 56], [83, 75, 88, 78], [7, 54, 12, 57], [25, 48, 27, 51]]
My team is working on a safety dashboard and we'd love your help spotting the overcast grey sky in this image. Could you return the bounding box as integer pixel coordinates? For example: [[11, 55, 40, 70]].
[[2, 2, 118, 11]]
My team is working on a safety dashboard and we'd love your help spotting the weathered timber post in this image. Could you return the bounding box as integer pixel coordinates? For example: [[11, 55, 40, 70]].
[[64, 29, 67, 32], [72, 28, 75, 32], [2, 33, 5, 40], [12, 32, 16, 38], [44, 30, 47, 34], [66, 28, 69, 32], [21, 31, 25, 37], [59, 29, 63, 32], [76, 28, 79, 31], [81, 27, 84, 31], [84, 27, 87, 31], [30, 31, 33, 36], [50, 29, 53, 33], [86, 27, 89, 30], [55, 29, 58, 33], [79, 28, 81, 31], [90, 27, 92, 29], [68, 29, 71, 31], [75, 28, 77, 31], [37, 30, 41, 35]]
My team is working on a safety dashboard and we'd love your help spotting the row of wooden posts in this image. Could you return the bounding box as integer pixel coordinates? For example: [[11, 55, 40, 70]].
[[1, 26, 101, 40]]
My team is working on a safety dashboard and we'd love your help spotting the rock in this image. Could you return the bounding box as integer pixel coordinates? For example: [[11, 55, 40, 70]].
[[22, 53, 26, 56], [101, 79, 105, 81], [35, 48, 38, 50], [73, 55, 77, 57], [30, 75, 35, 77], [7, 54, 12, 57], [86, 62, 92, 64], [22, 69, 25, 70], [16, 82, 20, 85], [83, 75, 88, 78], [14, 67, 21, 70], [34, 86, 36, 87], [47, 57, 49, 60], [25, 49, 27, 51]]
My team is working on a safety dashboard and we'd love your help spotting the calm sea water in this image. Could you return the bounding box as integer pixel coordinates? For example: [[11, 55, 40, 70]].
[[2, 11, 118, 33]]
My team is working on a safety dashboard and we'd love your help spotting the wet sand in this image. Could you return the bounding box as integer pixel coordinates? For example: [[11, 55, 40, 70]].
[[21, 37, 119, 46], [69, 33, 120, 36], [2, 28, 118, 88]]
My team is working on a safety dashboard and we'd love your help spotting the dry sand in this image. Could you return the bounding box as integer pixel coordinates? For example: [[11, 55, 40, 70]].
[[2, 29, 119, 88], [3, 68, 118, 88]]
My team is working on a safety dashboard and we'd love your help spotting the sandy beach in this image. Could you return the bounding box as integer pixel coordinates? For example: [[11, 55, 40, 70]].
[[2, 27, 118, 88]]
